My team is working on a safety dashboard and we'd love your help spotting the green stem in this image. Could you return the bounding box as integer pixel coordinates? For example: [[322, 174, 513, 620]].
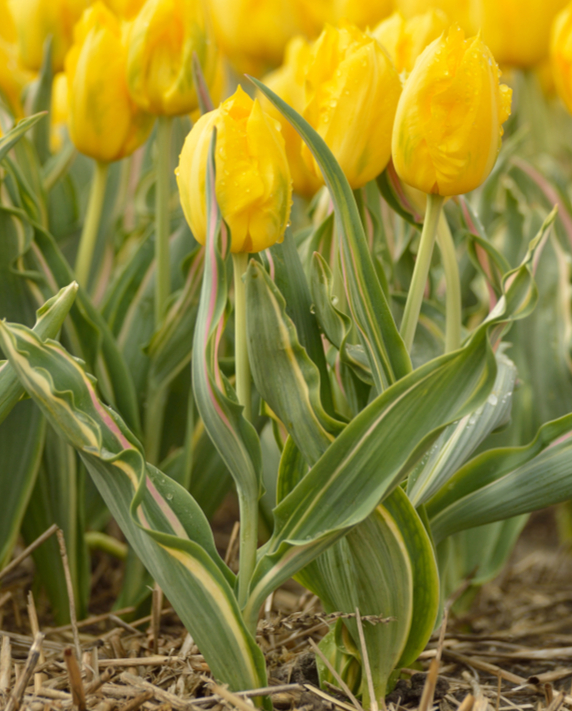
[[75, 160, 109, 288], [436, 212, 462, 353], [144, 382, 168, 466], [232, 251, 257, 611], [400, 193, 444, 352], [232, 252, 252, 422], [155, 116, 173, 325]]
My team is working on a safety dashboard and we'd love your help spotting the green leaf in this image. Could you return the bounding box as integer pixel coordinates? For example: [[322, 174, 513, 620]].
[[428, 413, 572, 541], [407, 351, 517, 507], [310, 251, 373, 385], [245, 259, 344, 466], [264, 228, 335, 415], [251, 77, 411, 392], [0, 283, 78, 425], [0, 320, 268, 695], [0, 113, 47, 164], [0, 400, 45, 568], [244, 324, 498, 621], [297, 487, 439, 703], [28, 36, 53, 164]]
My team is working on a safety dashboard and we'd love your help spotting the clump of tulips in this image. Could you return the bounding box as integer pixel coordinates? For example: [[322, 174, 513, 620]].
[[4, 0, 572, 709]]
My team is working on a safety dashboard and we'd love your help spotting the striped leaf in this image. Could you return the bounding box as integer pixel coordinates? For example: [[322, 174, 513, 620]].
[[251, 77, 411, 392], [0, 113, 47, 163], [428, 412, 572, 542], [297, 486, 439, 703], [245, 259, 344, 467], [0, 320, 267, 694], [407, 351, 517, 507], [0, 283, 78, 424]]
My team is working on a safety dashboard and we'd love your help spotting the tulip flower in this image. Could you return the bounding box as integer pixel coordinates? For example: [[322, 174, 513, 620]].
[[395, 0, 473, 34], [392, 25, 512, 197], [473, 0, 568, 68], [260, 36, 322, 198], [209, 0, 310, 76], [332, 0, 393, 30], [126, 0, 219, 117], [65, 2, 153, 163], [551, 2, 572, 114], [176, 85, 292, 254], [371, 9, 449, 75], [101, 0, 146, 19], [8, 0, 89, 72], [302, 22, 402, 190], [393, 25, 511, 353], [0, 40, 34, 117], [65, 2, 154, 289]]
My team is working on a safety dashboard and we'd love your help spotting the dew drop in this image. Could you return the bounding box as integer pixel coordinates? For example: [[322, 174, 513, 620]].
[[487, 393, 498, 406], [166, 493, 173, 501]]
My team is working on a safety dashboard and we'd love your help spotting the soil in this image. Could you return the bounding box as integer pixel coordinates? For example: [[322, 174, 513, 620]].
[[0, 507, 571, 711]]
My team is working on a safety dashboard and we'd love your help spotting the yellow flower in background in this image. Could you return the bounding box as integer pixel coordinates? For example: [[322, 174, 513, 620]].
[[101, 0, 145, 19], [472, 0, 568, 68], [0, 0, 17, 44], [302, 22, 402, 190], [176, 86, 292, 254], [260, 36, 322, 198], [392, 25, 512, 196], [126, 0, 218, 116], [372, 9, 448, 74], [551, 3, 572, 114], [8, 0, 90, 72], [396, 0, 473, 34], [209, 0, 307, 75], [50, 72, 69, 152], [189, 52, 228, 123], [333, 0, 394, 30], [0, 40, 34, 117], [65, 2, 154, 162]]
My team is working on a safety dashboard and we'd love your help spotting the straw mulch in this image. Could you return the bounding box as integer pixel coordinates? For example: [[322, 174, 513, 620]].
[[0, 509, 571, 711]]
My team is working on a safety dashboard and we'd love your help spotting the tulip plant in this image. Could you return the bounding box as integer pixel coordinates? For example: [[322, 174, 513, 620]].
[[4, 2, 572, 709]]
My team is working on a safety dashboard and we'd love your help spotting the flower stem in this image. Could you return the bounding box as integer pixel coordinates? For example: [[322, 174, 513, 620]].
[[400, 193, 444, 352], [75, 160, 109, 288], [155, 115, 173, 326], [436, 212, 462, 353], [232, 251, 257, 610], [232, 252, 252, 422]]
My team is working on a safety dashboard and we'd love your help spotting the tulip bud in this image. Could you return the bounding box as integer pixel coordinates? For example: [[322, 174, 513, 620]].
[[50, 72, 69, 152], [209, 0, 308, 76], [302, 22, 402, 190], [396, 0, 474, 34], [126, 0, 219, 116], [472, 0, 568, 68], [0, 38, 34, 116], [371, 9, 449, 75], [8, 0, 90, 72], [392, 25, 512, 197], [333, 0, 393, 30], [101, 0, 146, 19], [260, 36, 322, 198], [176, 86, 292, 254], [551, 3, 572, 113], [65, 2, 154, 162]]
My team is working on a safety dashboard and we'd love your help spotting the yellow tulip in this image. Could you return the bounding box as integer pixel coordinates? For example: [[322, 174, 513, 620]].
[[371, 9, 449, 74], [8, 0, 90, 72], [472, 0, 568, 68], [50, 72, 69, 152], [0, 0, 17, 44], [176, 86, 292, 254], [101, 0, 145, 19], [260, 36, 322, 198], [392, 25, 511, 196], [396, 0, 473, 34], [209, 0, 308, 76], [333, 0, 394, 30], [302, 22, 402, 190], [0, 40, 34, 116], [126, 0, 219, 116], [551, 3, 572, 113], [65, 2, 154, 162]]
